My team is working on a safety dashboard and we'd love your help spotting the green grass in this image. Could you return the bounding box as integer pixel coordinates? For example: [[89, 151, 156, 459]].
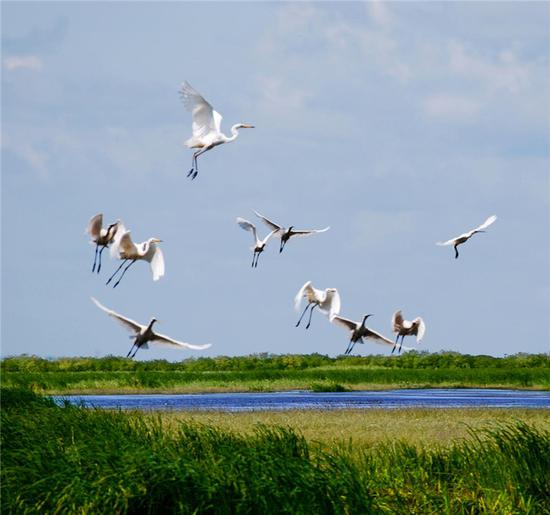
[[2, 387, 549, 513], [2, 352, 549, 393]]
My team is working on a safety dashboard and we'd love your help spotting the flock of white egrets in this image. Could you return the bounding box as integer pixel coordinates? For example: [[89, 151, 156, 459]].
[[87, 81, 497, 358]]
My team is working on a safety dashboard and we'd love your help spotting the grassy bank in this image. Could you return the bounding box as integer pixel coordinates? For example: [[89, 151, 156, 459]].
[[157, 408, 550, 448], [2, 387, 549, 513], [2, 352, 549, 393]]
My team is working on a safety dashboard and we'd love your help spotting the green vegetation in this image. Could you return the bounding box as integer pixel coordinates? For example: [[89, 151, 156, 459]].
[[2, 352, 549, 393], [2, 387, 549, 513], [159, 408, 550, 448]]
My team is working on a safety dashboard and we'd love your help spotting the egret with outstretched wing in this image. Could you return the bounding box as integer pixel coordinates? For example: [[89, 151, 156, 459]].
[[294, 281, 341, 329], [331, 314, 401, 355], [254, 210, 330, 253], [180, 81, 254, 179], [437, 215, 497, 259], [391, 310, 425, 354], [107, 228, 164, 288], [236, 217, 275, 268], [86, 213, 121, 273], [91, 298, 211, 358]]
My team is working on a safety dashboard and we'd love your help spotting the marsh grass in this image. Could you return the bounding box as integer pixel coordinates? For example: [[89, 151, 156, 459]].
[[156, 408, 550, 448], [2, 352, 549, 393], [2, 387, 549, 513]]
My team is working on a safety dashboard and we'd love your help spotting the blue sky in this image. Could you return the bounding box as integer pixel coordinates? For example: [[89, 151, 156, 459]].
[[2, 1, 549, 359]]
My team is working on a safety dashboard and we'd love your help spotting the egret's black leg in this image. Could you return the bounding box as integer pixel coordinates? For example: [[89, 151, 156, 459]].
[[251, 252, 256, 268], [97, 245, 107, 274], [305, 304, 317, 329], [92, 244, 99, 273], [254, 251, 262, 268], [126, 342, 136, 358], [454, 245, 459, 259], [295, 302, 312, 327], [106, 259, 128, 285], [113, 259, 137, 288], [188, 152, 198, 178], [279, 239, 284, 253], [130, 344, 140, 358], [391, 333, 400, 354], [344, 339, 354, 355], [398, 335, 405, 354], [346, 341, 357, 355]]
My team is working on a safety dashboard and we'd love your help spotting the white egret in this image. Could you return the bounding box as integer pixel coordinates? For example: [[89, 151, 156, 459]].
[[253, 210, 330, 253], [107, 226, 164, 288], [87, 213, 121, 273], [294, 281, 341, 329], [236, 217, 276, 268], [331, 314, 402, 355], [437, 215, 497, 259], [180, 81, 254, 180], [91, 298, 211, 358], [391, 310, 425, 354]]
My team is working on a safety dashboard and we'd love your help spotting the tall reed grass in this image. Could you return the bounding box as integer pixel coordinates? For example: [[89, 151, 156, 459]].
[[2, 387, 549, 513]]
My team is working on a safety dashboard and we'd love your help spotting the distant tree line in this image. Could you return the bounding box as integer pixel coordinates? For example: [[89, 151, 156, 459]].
[[2, 352, 549, 373]]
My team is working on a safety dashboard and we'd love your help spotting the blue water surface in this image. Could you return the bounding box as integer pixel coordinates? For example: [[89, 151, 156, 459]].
[[55, 389, 550, 412]]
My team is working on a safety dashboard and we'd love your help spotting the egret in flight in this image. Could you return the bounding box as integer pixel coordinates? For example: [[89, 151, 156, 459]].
[[91, 298, 211, 358], [87, 213, 121, 273], [391, 310, 425, 354], [254, 210, 330, 253], [294, 281, 341, 329], [331, 314, 401, 355], [106, 225, 164, 288], [236, 217, 275, 267], [180, 81, 254, 180], [437, 215, 497, 259]]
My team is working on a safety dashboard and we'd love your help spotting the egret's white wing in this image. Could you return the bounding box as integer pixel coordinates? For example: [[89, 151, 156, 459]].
[[290, 227, 330, 238], [473, 214, 497, 233], [364, 328, 397, 347], [149, 246, 165, 281], [91, 297, 144, 334], [237, 217, 258, 244], [179, 81, 221, 138], [415, 318, 426, 343], [330, 315, 358, 332], [110, 222, 128, 258], [151, 331, 212, 350], [326, 289, 341, 318], [87, 213, 102, 240], [436, 239, 455, 246], [294, 281, 313, 310], [253, 210, 283, 235], [117, 231, 136, 257], [260, 229, 277, 246]]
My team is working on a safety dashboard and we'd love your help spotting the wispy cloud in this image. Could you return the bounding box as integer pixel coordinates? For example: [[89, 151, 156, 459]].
[[449, 42, 530, 94], [3, 55, 43, 71]]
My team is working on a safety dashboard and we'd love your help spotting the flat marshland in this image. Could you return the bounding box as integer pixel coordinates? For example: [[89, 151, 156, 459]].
[[3, 352, 549, 393], [2, 387, 550, 513]]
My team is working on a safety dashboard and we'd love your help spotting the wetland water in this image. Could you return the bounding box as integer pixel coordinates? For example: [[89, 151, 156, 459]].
[[56, 388, 550, 411]]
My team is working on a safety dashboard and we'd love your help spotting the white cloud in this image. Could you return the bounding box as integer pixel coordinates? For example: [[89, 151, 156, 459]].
[[422, 93, 481, 122], [3, 55, 43, 71], [449, 42, 530, 94]]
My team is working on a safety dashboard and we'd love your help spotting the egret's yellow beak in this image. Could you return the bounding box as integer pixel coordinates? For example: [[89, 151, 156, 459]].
[[242, 124, 255, 129]]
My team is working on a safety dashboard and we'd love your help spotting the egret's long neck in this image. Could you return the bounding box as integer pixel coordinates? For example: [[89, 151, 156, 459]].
[[225, 124, 242, 143]]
